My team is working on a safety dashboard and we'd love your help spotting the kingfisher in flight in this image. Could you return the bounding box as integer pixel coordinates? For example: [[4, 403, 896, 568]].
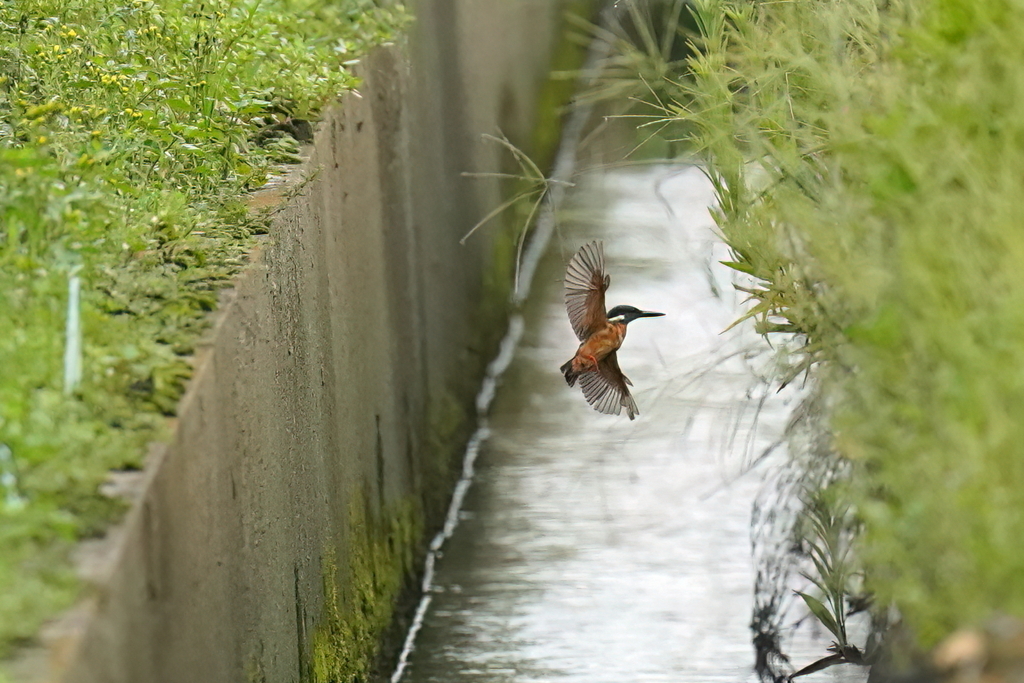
[[559, 241, 664, 420]]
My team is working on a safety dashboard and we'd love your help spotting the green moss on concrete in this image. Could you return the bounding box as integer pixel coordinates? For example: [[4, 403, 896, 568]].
[[480, 210, 520, 318], [530, 0, 602, 172], [421, 389, 469, 523], [312, 495, 421, 683]]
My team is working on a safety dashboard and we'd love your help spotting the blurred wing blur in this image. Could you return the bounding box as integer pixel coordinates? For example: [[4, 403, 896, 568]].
[[577, 351, 639, 420], [565, 241, 609, 341]]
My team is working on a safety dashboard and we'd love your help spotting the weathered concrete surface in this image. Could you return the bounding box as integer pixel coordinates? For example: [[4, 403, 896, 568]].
[[16, 3, 579, 681], [406, 0, 576, 439]]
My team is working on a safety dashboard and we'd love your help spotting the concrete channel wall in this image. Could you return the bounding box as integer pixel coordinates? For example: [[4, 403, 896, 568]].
[[25, 2, 577, 681]]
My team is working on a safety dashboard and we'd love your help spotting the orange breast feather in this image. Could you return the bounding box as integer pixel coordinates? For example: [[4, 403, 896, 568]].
[[573, 323, 626, 373]]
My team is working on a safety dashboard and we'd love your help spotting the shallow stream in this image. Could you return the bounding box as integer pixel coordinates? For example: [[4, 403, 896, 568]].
[[395, 166, 868, 683]]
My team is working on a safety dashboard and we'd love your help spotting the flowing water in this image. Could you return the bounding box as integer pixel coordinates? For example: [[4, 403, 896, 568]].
[[395, 166, 869, 683]]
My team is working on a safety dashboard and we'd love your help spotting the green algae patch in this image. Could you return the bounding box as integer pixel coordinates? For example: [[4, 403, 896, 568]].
[[421, 388, 470, 524], [0, 0, 409, 663], [529, 0, 601, 172], [312, 496, 421, 683]]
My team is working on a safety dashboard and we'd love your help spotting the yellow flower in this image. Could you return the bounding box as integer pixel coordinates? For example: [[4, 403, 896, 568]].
[[37, 135, 48, 144]]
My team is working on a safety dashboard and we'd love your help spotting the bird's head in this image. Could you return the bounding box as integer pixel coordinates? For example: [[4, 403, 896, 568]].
[[606, 305, 665, 324]]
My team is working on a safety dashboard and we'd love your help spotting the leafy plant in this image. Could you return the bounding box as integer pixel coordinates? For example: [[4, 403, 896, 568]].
[[558, 0, 698, 156], [678, 0, 1024, 650], [792, 487, 879, 678]]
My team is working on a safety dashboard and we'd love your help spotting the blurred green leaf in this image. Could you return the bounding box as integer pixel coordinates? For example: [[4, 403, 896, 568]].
[[797, 591, 842, 642]]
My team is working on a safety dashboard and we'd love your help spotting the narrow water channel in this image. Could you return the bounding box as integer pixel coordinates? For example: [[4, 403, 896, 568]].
[[396, 166, 866, 683]]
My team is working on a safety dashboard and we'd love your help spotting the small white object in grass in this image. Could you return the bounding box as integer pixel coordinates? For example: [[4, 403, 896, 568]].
[[0, 444, 25, 512], [63, 266, 83, 396]]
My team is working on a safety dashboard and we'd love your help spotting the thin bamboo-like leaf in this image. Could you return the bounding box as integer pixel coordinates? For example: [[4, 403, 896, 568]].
[[461, 171, 543, 183], [733, 284, 766, 296], [799, 571, 828, 595], [462, 171, 574, 189], [720, 260, 756, 275], [512, 187, 547, 293], [623, 119, 674, 159], [791, 653, 846, 679], [479, 133, 545, 183], [459, 187, 543, 245], [721, 296, 774, 333], [805, 538, 831, 571], [795, 591, 841, 641], [807, 550, 833, 589]]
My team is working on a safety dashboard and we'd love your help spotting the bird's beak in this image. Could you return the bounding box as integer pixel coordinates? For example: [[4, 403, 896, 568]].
[[638, 311, 665, 318]]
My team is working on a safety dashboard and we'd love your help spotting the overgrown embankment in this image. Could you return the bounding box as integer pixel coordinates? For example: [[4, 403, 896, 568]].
[[680, 0, 1024, 648], [0, 0, 406, 661]]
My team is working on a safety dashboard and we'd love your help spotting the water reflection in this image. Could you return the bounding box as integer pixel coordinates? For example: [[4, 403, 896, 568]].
[[399, 167, 866, 683]]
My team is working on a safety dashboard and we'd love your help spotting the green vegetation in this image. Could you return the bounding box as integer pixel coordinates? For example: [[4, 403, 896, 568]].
[[674, 0, 1024, 648], [312, 496, 420, 683], [565, 0, 695, 154], [0, 0, 407, 660]]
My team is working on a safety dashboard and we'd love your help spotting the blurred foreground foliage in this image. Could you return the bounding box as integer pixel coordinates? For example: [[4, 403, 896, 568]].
[[676, 0, 1024, 647], [0, 0, 407, 659]]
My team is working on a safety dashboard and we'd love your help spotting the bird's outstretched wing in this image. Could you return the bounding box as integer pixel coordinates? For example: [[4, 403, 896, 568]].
[[577, 351, 639, 420], [564, 241, 610, 342]]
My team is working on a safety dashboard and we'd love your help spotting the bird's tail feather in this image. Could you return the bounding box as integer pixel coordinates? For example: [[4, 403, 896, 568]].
[[560, 359, 578, 387]]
